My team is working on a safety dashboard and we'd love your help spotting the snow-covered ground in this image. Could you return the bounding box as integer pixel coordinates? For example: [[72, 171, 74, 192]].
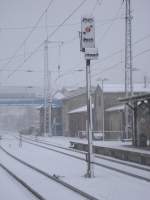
[[0, 166, 37, 200], [69, 138, 150, 155], [28, 135, 150, 155], [0, 140, 86, 199], [22, 135, 150, 177], [0, 132, 150, 200]]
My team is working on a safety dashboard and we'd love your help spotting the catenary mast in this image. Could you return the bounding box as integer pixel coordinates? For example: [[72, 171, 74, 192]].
[[124, 0, 133, 139]]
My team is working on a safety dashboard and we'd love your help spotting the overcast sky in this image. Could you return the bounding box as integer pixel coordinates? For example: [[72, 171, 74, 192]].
[[0, 0, 150, 92]]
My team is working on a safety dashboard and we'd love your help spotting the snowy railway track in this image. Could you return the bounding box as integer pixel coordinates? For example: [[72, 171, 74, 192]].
[[20, 136, 150, 182], [0, 162, 46, 200], [23, 137, 150, 172], [0, 145, 99, 200]]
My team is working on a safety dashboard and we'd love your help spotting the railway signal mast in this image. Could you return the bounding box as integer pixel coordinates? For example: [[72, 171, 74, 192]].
[[80, 16, 98, 178], [124, 0, 133, 139], [44, 39, 50, 136], [43, 10, 51, 137]]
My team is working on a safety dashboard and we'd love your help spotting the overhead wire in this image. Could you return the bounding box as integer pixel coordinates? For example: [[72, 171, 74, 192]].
[[133, 48, 150, 58], [55, 1, 124, 74], [52, 1, 149, 87], [0, 17, 124, 31], [0, 18, 125, 70], [133, 33, 150, 45], [2, 0, 88, 83], [66, 46, 150, 88], [2, 0, 149, 87], [98, 1, 124, 43], [0, 53, 29, 63], [91, 33, 150, 71], [45, 44, 150, 90], [45, 0, 87, 41], [0, 35, 80, 64], [92, 47, 150, 79], [65, 32, 150, 73], [91, 0, 103, 16], [1, 0, 54, 72]]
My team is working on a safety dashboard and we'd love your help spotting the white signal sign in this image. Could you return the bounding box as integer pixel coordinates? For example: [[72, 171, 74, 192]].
[[85, 48, 98, 60], [81, 16, 95, 52]]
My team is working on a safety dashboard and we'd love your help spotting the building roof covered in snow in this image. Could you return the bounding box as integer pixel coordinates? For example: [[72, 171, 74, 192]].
[[53, 84, 150, 101], [105, 105, 125, 112], [68, 104, 94, 114]]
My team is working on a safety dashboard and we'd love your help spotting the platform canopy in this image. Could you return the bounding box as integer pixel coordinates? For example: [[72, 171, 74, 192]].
[[119, 93, 150, 103], [118, 93, 150, 147]]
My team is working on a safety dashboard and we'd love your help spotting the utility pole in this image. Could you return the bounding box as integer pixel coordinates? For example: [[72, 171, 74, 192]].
[[43, 40, 63, 137], [101, 80, 104, 141], [43, 10, 52, 137], [101, 79, 108, 141], [96, 78, 108, 141], [48, 70, 52, 136], [44, 39, 49, 136], [124, 0, 133, 139]]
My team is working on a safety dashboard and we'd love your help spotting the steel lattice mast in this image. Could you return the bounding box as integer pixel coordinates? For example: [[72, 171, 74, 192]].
[[124, 0, 133, 139], [43, 39, 49, 136]]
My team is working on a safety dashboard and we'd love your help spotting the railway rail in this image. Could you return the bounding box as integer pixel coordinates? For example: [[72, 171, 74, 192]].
[[23, 136, 150, 172], [0, 162, 46, 200], [0, 145, 99, 200], [19, 136, 150, 182]]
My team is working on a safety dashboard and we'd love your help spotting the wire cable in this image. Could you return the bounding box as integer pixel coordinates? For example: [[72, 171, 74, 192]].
[[46, 0, 87, 41], [1, 0, 54, 72], [90, 0, 103, 16], [2, 0, 87, 83], [65, 32, 150, 73], [66, 46, 150, 88], [98, 1, 124, 43], [91, 33, 150, 70], [92, 47, 150, 78], [0, 17, 124, 31]]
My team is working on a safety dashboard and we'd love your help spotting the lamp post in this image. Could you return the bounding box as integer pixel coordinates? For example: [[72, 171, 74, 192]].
[[97, 78, 108, 141]]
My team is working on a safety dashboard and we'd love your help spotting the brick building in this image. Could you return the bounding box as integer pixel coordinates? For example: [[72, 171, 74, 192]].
[[49, 84, 150, 140]]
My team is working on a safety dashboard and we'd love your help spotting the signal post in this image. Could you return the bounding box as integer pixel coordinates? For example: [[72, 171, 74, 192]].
[[80, 16, 98, 178]]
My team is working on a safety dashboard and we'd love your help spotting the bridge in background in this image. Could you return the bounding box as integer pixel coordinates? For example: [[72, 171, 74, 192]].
[[0, 98, 62, 108]]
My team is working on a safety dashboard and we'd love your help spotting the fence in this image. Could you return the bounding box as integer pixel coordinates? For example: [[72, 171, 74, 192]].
[[77, 130, 124, 140]]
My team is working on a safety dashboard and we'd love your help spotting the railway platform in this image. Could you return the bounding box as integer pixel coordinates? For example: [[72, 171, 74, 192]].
[[70, 139, 150, 166]]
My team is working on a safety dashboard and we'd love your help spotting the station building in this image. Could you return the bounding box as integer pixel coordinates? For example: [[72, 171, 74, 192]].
[[50, 84, 150, 141]]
